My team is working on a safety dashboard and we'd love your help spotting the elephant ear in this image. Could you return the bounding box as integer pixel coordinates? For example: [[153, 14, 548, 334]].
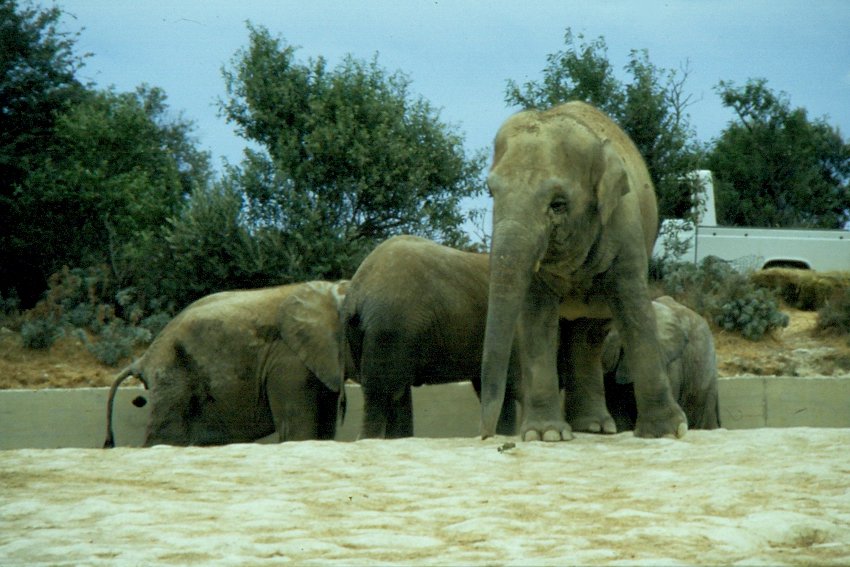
[[593, 138, 630, 225], [278, 281, 348, 393]]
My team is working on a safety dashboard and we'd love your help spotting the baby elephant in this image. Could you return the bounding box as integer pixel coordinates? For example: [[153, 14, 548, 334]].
[[601, 295, 720, 431], [343, 235, 520, 439], [104, 280, 349, 447]]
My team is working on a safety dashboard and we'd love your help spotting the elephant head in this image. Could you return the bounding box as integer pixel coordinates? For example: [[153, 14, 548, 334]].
[[278, 280, 350, 395], [480, 102, 684, 441]]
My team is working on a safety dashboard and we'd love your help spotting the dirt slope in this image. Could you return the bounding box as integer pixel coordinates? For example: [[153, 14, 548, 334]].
[[1, 307, 848, 390]]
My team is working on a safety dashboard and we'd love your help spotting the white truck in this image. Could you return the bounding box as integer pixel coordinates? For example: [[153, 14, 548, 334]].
[[653, 170, 850, 271]]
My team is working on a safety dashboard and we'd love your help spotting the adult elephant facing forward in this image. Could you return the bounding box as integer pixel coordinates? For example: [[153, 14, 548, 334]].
[[480, 101, 687, 441]]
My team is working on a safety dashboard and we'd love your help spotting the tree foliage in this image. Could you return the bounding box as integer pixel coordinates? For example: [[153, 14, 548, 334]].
[[1, 0, 88, 305], [707, 79, 850, 228], [219, 24, 485, 282], [7, 85, 211, 307], [504, 29, 703, 221]]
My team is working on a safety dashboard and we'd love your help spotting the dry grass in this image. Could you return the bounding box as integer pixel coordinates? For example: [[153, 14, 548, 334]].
[[751, 268, 850, 310]]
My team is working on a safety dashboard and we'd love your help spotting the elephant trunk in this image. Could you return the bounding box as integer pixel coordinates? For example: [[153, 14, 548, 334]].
[[480, 219, 544, 438]]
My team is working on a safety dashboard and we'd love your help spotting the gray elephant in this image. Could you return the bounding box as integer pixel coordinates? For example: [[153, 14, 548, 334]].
[[343, 235, 520, 439], [599, 296, 720, 431], [104, 280, 349, 447], [480, 101, 687, 441]]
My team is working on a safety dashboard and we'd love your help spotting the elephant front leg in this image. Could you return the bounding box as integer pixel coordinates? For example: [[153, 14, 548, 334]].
[[518, 280, 573, 442], [609, 278, 687, 438], [562, 319, 617, 434]]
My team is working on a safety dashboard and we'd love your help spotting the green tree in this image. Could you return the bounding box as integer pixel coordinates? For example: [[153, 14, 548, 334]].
[[1, 0, 88, 305], [10, 85, 211, 307], [158, 180, 266, 305], [220, 24, 485, 282], [707, 79, 850, 228], [505, 29, 703, 221]]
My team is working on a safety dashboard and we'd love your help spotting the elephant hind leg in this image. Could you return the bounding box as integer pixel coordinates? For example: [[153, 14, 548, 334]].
[[603, 368, 638, 431], [360, 382, 414, 439], [385, 386, 414, 438], [360, 389, 390, 438], [358, 330, 414, 439], [562, 319, 617, 434], [495, 395, 518, 435]]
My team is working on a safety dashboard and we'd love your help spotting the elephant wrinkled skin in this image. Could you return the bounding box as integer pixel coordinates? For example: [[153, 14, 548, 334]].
[[480, 101, 687, 441], [104, 280, 349, 447], [601, 296, 721, 431], [343, 235, 520, 439]]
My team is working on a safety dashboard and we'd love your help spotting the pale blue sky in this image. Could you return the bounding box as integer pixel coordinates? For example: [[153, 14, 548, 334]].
[[57, 0, 850, 228]]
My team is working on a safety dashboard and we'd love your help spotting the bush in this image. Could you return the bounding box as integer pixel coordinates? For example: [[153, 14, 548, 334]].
[[20, 264, 176, 361], [658, 256, 789, 340], [656, 256, 744, 314], [20, 318, 64, 350], [0, 290, 22, 328], [81, 320, 152, 366], [140, 312, 172, 338], [817, 288, 850, 336], [715, 289, 790, 340]]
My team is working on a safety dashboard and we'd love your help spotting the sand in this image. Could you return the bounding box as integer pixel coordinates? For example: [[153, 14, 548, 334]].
[[2, 428, 849, 565]]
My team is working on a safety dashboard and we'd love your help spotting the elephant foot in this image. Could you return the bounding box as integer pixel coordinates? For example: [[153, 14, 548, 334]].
[[634, 403, 688, 439], [569, 412, 617, 434], [566, 398, 617, 434], [520, 420, 573, 442]]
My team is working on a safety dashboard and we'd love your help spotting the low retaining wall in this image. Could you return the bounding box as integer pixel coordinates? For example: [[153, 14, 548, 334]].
[[1, 376, 849, 449]]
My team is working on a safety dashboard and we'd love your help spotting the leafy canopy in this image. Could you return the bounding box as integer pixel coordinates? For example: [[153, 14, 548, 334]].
[[219, 24, 485, 281], [1, 0, 88, 304], [708, 79, 850, 228]]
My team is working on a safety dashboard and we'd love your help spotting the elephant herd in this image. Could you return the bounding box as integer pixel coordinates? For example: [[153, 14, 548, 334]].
[[104, 102, 720, 448]]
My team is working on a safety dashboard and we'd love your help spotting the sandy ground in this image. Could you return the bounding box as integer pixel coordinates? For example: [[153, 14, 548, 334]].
[[2, 428, 849, 566]]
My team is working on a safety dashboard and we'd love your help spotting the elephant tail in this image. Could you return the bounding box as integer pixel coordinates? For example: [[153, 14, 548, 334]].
[[103, 363, 149, 448]]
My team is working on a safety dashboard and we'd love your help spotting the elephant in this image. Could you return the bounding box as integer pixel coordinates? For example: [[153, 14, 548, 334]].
[[480, 101, 688, 441], [103, 280, 349, 447], [599, 296, 720, 431], [342, 235, 520, 439]]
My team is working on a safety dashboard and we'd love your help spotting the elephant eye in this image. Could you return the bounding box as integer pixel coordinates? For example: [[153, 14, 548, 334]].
[[550, 198, 569, 214]]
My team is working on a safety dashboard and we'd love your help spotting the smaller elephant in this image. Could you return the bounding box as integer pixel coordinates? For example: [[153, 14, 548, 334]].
[[601, 296, 720, 431], [104, 280, 349, 447], [343, 235, 520, 439]]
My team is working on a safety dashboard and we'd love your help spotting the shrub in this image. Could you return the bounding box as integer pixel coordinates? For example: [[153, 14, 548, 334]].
[[81, 320, 152, 366], [65, 303, 95, 328], [0, 290, 21, 328], [714, 289, 790, 340], [657, 256, 745, 315], [21, 318, 64, 350], [658, 256, 789, 340], [140, 312, 172, 338], [817, 287, 850, 336]]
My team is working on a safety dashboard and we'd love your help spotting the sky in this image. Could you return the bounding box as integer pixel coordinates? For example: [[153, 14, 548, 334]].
[[55, 0, 850, 229]]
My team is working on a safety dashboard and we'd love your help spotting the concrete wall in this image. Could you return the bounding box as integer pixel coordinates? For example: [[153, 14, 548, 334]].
[[2, 377, 849, 449]]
